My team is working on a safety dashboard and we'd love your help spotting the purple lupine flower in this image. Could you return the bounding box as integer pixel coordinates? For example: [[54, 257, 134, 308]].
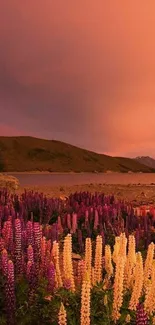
[[57, 216, 63, 234], [51, 223, 58, 242], [14, 218, 22, 275], [136, 303, 148, 325], [47, 262, 55, 292], [21, 230, 27, 252], [5, 260, 16, 325], [77, 229, 83, 252]]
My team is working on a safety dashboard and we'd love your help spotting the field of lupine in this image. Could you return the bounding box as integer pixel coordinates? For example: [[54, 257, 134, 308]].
[[1, 190, 155, 324]]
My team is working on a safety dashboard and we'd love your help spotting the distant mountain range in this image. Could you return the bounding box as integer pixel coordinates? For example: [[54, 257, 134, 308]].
[[135, 156, 155, 169], [0, 136, 155, 173]]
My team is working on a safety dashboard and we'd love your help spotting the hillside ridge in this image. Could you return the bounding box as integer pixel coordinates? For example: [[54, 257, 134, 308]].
[[0, 136, 154, 173], [135, 156, 155, 169]]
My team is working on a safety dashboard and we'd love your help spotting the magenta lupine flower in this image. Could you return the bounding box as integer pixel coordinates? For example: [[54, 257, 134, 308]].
[[51, 223, 58, 242], [67, 213, 71, 229], [40, 236, 46, 275], [47, 261, 55, 292], [94, 209, 99, 230], [136, 303, 148, 325], [0, 209, 2, 236], [2, 221, 8, 243], [5, 260, 16, 325], [21, 230, 27, 252], [85, 210, 89, 224], [0, 237, 5, 252], [5, 221, 12, 250], [26, 260, 32, 279], [77, 229, 83, 252], [57, 216, 63, 234], [14, 218, 22, 274], [135, 229, 140, 250], [3, 220, 13, 254], [72, 213, 77, 233], [26, 221, 34, 247], [1, 249, 8, 277], [46, 239, 51, 252]]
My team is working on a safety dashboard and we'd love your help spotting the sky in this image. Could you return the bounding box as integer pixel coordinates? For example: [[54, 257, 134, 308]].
[[0, 1, 155, 157]]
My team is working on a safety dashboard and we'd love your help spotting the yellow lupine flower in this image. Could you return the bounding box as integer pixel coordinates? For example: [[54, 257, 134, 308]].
[[105, 245, 113, 277], [80, 272, 91, 325], [112, 255, 125, 322], [63, 234, 75, 292], [84, 238, 92, 279], [58, 303, 67, 325], [94, 235, 102, 284], [129, 252, 143, 310]]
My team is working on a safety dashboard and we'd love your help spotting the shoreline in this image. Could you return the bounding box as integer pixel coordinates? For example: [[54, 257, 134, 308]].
[[16, 183, 155, 206], [3, 171, 149, 175]]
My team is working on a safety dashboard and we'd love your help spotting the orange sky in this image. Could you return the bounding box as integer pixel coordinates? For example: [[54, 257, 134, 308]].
[[0, 1, 155, 157]]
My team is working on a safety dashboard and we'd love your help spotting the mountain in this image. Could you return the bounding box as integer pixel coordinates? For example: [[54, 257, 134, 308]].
[[135, 156, 155, 169], [0, 136, 154, 173]]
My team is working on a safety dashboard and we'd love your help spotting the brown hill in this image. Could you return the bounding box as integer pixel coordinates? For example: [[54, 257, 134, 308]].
[[0, 136, 154, 173]]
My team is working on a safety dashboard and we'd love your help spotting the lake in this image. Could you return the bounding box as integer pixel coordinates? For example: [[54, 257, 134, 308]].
[[7, 173, 155, 187]]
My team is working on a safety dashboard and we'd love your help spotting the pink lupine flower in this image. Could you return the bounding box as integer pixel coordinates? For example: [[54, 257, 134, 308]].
[[27, 245, 34, 264], [14, 218, 22, 274], [0, 237, 5, 252], [26, 260, 37, 303], [136, 303, 148, 325], [5, 260, 16, 325], [1, 248, 8, 277], [26, 221, 34, 247]]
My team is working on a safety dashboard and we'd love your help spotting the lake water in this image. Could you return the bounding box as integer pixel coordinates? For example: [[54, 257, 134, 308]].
[[8, 173, 155, 187]]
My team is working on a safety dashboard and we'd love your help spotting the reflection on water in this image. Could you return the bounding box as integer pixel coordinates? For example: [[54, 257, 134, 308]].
[[9, 173, 155, 187]]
